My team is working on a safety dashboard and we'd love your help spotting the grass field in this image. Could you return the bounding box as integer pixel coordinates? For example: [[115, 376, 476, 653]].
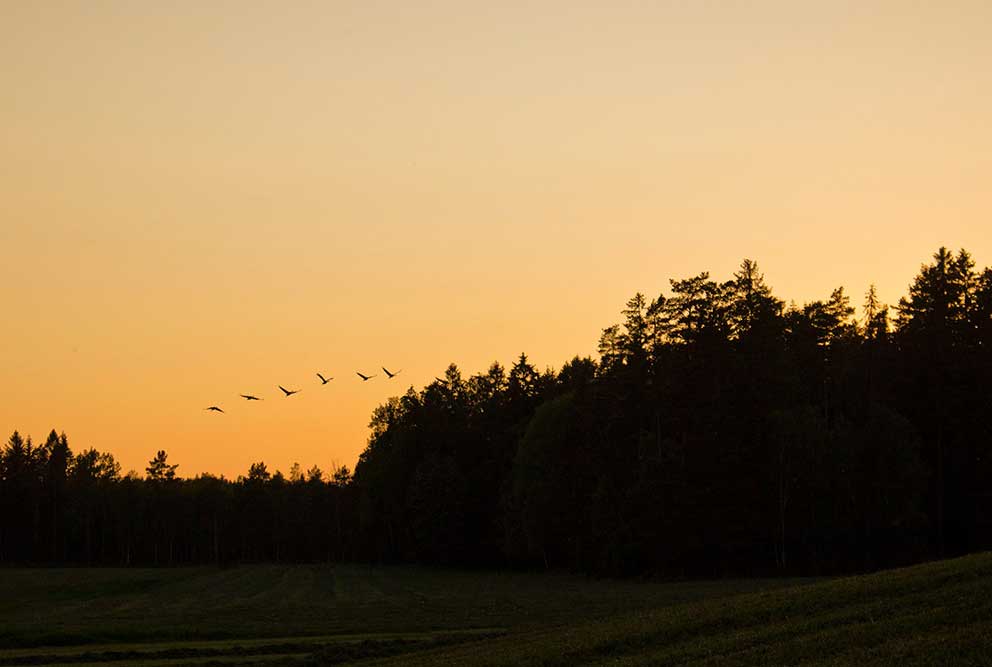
[[0, 554, 988, 665]]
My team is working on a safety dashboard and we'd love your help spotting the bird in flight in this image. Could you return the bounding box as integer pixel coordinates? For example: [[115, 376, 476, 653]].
[[382, 367, 402, 379], [355, 371, 376, 381], [205, 406, 225, 413], [317, 373, 333, 385], [278, 385, 301, 396], [240, 394, 262, 401]]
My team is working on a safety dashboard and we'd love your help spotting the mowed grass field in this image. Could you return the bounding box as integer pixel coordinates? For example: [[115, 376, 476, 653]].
[[0, 554, 988, 666]]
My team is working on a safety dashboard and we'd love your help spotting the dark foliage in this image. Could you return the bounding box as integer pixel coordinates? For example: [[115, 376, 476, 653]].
[[2, 248, 989, 575], [0, 441, 357, 566]]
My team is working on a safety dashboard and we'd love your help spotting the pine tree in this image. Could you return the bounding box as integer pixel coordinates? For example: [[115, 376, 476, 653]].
[[146, 450, 178, 482]]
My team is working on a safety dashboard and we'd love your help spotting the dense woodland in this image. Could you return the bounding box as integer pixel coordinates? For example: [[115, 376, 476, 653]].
[[3, 247, 991, 576]]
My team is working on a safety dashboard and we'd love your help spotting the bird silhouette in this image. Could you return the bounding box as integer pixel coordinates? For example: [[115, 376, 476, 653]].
[[355, 371, 376, 381], [278, 385, 301, 396], [205, 406, 225, 413], [240, 394, 262, 401], [317, 373, 333, 385], [382, 367, 402, 379]]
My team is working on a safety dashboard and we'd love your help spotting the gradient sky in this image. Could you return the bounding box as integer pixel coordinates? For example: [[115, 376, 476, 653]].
[[2, 1, 990, 478]]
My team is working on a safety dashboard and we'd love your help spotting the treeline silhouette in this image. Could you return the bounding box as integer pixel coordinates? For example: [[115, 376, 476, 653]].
[[2, 248, 990, 576], [0, 440, 356, 566]]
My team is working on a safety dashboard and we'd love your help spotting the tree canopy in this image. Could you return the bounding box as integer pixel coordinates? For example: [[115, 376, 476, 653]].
[[2, 249, 990, 576]]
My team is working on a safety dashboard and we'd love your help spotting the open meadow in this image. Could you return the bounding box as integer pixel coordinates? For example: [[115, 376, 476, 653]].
[[1, 554, 989, 665]]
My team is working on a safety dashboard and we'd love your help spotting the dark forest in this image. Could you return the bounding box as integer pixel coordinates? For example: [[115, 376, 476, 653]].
[[3, 247, 990, 577]]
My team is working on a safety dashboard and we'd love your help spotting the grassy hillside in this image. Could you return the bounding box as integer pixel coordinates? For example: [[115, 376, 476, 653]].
[[0, 554, 988, 665], [374, 553, 992, 666], [0, 563, 802, 664]]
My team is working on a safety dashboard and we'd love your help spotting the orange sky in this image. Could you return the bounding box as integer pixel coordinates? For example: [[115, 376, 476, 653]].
[[2, 2, 990, 478]]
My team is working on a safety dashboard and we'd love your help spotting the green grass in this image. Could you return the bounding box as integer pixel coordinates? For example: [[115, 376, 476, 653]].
[[367, 553, 992, 666], [0, 564, 801, 649], [0, 555, 987, 665]]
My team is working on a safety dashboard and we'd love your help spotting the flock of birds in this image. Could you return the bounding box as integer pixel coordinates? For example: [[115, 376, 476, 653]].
[[203, 367, 403, 413]]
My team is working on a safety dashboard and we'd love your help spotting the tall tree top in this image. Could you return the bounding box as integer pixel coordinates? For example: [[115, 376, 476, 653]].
[[897, 246, 977, 341], [728, 259, 783, 336], [146, 449, 178, 482]]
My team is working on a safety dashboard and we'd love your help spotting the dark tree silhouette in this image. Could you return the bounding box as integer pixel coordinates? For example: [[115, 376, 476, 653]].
[[1, 248, 989, 576], [146, 450, 178, 482]]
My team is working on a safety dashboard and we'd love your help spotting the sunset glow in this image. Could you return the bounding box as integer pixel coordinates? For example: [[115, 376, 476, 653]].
[[3, 2, 990, 477]]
